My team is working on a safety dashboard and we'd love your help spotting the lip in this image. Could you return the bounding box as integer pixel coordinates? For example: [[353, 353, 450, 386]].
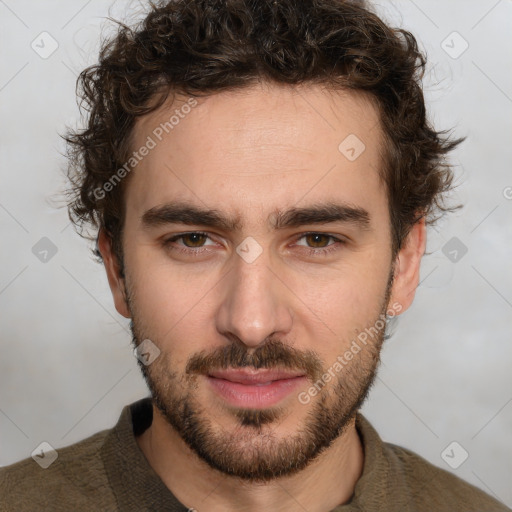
[[206, 368, 307, 408], [208, 368, 306, 384]]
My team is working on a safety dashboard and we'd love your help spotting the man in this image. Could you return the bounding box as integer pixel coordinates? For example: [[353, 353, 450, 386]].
[[0, 0, 509, 511]]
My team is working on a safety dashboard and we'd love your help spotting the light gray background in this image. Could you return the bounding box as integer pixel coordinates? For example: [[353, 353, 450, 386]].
[[1, 0, 511, 507]]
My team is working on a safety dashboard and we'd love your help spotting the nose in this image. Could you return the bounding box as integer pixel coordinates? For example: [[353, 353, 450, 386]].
[[215, 246, 294, 348]]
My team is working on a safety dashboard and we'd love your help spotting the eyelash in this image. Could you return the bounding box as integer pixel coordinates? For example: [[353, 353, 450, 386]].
[[161, 231, 346, 257]]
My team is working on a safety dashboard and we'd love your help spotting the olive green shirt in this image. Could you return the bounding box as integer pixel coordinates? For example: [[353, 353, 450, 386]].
[[0, 397, 509, 511]]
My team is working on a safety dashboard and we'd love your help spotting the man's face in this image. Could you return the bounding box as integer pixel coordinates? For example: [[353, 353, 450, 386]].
[[103, 82, 412, 481]]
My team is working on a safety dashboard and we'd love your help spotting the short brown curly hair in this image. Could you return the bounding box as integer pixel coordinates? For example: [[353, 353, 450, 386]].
[[64, 0, 464, 270]]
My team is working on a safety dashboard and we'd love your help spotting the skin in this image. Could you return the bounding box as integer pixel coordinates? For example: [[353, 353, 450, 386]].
[[99, 81, 426, 512]]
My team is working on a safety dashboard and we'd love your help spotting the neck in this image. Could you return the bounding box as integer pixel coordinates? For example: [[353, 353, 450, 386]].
[[136, 404, 364, 512]]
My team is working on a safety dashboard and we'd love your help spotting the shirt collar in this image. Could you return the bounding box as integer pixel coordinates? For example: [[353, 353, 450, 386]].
[[101, 397, 189, 511]]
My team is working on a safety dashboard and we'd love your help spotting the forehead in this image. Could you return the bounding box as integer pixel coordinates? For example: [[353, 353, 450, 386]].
[[125, 82, 386, 229]]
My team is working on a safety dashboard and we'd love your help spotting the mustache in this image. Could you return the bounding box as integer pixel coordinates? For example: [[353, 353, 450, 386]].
[[186, 338, 325, 382]]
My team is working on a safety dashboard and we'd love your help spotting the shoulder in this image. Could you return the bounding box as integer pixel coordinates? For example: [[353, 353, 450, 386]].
[[0, 429, 116, 512], [383, 441, 510, 511], [352, 414, 510, 512]]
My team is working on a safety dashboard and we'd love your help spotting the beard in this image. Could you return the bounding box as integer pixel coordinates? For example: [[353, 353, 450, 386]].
[[127, 270, 394, 483]]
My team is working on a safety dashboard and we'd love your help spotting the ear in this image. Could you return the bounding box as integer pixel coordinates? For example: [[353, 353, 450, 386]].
[[97, 229, 131, 318], [388, 216, 426, 315]]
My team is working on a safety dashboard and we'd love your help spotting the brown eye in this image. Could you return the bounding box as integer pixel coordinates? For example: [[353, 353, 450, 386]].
[[162, 232, 215, 254], [180, 233, 208, 247], [304, 233, 331, 248], [294, 232, 346, 257]]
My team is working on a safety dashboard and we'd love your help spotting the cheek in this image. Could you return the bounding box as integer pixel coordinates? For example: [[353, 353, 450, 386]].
[[297, 260, 388, 310], [285, 260, 390, 351], [126, 247, 221, 351]]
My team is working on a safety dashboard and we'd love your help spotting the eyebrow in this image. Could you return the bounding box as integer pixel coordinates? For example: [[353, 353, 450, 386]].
[[141, 201, 371, 232]]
